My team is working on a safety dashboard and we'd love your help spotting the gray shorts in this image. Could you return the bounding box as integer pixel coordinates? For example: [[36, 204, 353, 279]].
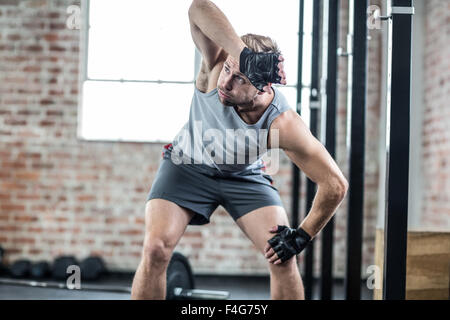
[[146, 153, 283, 226]]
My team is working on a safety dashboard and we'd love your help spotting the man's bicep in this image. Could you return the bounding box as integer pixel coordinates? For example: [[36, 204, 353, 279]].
[[279, 112, 345, 186], [284, 141, 340, 186]]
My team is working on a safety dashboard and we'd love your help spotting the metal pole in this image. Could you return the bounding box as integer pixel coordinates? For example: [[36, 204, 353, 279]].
[[320, 0, 340, 300], [383, 0, 413, 300], [291, 0, 305, 238], [304, 0, 322, 300], [344, 0, 367, 300], [0, 278, 230, 300]]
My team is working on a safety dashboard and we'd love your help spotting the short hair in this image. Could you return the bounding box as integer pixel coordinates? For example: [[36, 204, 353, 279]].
[[240, 33, 281, 54]]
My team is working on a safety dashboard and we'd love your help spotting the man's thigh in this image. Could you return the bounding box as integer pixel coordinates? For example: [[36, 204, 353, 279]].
[[235, 205, 290, 255], [147, 158, 222, 225], [144, 198, 195, 247], [219, 174, 284, 223]]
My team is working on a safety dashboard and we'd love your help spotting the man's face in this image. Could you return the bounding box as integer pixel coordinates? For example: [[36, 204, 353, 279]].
[[217, 56, 259, 107]]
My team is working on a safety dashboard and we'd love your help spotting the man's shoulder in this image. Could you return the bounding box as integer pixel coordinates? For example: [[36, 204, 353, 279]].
[[270, 109, 298, 130]]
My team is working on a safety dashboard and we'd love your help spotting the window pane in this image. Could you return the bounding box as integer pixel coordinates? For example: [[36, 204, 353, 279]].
[[80, 81, 193, 142], [302, 34, 313, 86], [302, 0, 314, 86], [275, 86, 311, 129], [88, 0, 195, 81], [301, 87, 311, 127], [275, 86, 297, 111]]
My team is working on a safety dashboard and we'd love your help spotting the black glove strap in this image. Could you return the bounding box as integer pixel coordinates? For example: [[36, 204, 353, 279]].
[[239, 47, 282, 92]]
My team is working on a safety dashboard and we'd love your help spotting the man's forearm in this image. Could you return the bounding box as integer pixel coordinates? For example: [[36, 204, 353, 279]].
[[299, 183, 347, 238], [189, 0, 246, 60]]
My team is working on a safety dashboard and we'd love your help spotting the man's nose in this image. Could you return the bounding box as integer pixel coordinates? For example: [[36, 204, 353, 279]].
[[224, 75, 233, 91]]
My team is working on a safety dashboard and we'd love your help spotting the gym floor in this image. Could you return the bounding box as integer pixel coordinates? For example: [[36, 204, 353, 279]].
[[0, 275, 373, 300]]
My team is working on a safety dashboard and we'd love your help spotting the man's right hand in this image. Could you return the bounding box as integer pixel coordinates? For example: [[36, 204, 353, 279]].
[[239, 47, 287, 92]]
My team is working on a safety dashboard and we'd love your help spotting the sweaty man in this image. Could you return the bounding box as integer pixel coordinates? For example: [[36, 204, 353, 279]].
[[131, 0, 348, 300]]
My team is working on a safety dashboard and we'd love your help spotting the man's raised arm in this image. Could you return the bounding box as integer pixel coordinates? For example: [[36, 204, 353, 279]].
[[189, 0, 285, 91], [188, 0, 246, 64]]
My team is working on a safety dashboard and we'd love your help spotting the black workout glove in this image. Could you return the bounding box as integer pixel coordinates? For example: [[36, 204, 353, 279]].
[[267, 226, 312, 263], [239, 47, 282, 92]]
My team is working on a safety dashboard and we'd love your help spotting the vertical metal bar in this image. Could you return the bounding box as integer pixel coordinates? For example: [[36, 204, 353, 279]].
[[344, 0, 367, 300], [320, 0, 340, 300], [383, 0, 413, 300], [78, 0, 91, 139], [304, 0, 322, 300], [84, 0, 90, 81], [304, 111, 318, 300], [291, 0, 305, 231]]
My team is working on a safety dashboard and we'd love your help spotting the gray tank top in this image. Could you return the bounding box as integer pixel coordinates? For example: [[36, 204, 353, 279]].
[[166, 85, 291, 176]]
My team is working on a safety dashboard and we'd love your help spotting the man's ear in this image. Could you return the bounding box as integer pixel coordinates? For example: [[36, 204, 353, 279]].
[[259, 83, 272, 94]]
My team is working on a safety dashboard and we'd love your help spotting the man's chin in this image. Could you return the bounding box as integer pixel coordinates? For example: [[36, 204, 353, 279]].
[[219, 97, 234, 107]]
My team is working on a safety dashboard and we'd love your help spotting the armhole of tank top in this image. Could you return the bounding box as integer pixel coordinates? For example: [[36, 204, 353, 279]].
[[267, 108, 282, 132], [194, 83, 218, 97]]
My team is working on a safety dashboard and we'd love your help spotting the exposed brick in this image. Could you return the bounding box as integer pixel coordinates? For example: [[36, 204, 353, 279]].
[[17, 110, 40, 115], [28, 249, 43, 255], [39, 120, 55, 126], [46, 110, 64, 116], [14, 170, 41, 180], [18, 152, 41, 160], [0, 44, 14, 51], [13, 215, 38, 222], [43, 33, 58, 42], [17, 194, 40, 201], [0, 0, 20, 5], [24, 45, 44, 52], [7, 34, 20, 41], [49, 23, 65, 30], [1, 203, 26, 211], [23, 66, 41, 72], [0, 182, 27, 191], [0, 226, 20, 232], [49, 45, 65, 52], [4, 119, 27, 126], [12, 237, 35, 244], [119, 229, 142, 236], [31, 162, 54, 169], [40, 99, 55, 105]]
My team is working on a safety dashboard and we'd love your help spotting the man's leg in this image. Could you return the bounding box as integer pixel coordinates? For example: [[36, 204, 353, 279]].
[[131, 199, 195, 300], [235, 205, 304, 300]]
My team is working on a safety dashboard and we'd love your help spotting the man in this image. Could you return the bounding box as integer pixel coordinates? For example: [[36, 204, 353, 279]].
[[131, 0, 348, 300]]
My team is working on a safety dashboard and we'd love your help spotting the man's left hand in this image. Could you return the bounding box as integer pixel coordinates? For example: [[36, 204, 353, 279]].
[[264, 225, 312, 265]]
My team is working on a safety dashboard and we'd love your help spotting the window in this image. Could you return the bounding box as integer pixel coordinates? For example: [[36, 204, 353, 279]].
[[79, 0, 307, 143]]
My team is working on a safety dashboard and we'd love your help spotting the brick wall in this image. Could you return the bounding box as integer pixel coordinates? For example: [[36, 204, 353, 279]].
[[0, 0, 446, 279], [0, 0, 160, 270], [421, 0, 450, 228]]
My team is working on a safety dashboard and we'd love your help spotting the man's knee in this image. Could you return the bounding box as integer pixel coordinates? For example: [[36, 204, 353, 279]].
[[143, 237, 174, 267], [268, 257, 299, 275]]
